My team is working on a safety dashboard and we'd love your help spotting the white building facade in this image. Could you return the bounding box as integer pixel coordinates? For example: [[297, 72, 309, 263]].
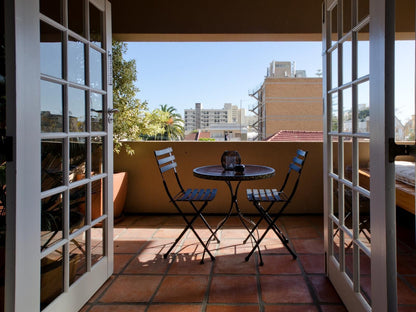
[[184, 103, 250, 137]]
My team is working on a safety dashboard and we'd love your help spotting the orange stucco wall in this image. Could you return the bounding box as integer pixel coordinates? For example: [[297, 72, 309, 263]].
[[113, 141, 370, 215]]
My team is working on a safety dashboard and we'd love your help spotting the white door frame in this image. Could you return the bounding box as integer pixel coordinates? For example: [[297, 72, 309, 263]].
[[323, 0, 397, 310], [369, 0, 397, 310], [5, 1, 114, 311], [5, 0, 41, 310]]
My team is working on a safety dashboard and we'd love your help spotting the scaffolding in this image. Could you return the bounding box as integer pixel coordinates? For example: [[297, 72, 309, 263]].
[[249, 84, 265, 141]]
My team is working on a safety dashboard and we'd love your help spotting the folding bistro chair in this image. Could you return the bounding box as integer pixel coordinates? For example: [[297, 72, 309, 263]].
[[154, 147, 218, 263], [245, 149, 308, 265]]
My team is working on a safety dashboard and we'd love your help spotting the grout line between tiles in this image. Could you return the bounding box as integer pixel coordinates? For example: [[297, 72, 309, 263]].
[[255, 252, 265, 312], [201, 252, 216, 312], [85, 215, 350, 311], [85, 221, 167, 309], [201, 226, 223, 312], [284, 221, 324, 312], [398, 273, 416, 294], [144, 229, 192, 311], [115, 219, 169, 275]]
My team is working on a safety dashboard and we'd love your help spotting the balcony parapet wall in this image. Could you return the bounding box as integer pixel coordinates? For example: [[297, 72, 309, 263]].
[[114, 141, 370, 215]]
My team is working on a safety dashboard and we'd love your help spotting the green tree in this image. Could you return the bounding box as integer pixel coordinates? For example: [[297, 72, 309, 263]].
[[358, 108, 370, 121], [141, 109, 170, 140], [199, 138, 215, 142], [159, 104, 184, 140], [331, 116, 338, 132], [112, 41, 148, 155], [140, 106, 184, 141]]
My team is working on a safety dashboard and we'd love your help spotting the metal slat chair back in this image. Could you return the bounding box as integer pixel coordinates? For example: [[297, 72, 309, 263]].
[[245, 149, 308, 265], [279, 149, 308, 203], [154, 147, 185, 201], [153, 147, 218, 263]]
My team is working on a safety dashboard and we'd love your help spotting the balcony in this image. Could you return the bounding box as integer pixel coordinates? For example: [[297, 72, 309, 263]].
[[75, 141, 416, 311], [80, 213, 416, 311], [81, 214, 342, 311]]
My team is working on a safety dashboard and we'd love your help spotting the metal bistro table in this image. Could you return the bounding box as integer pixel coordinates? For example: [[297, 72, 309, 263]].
[[193, 164, 275, 264]]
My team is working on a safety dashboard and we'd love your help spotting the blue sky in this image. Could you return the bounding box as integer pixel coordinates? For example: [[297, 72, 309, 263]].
[[125, 42, 323, 116], [125, 41, 415, 123], [394, 41, 415, 123]]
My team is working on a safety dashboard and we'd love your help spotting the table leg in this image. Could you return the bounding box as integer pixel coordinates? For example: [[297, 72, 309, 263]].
[[201, 181, 263, 265], [227, 181, 264, 266], [200, 184, 235, 264]]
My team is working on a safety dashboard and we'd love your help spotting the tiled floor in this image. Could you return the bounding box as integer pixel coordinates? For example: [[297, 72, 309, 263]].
[[80, 214, 416, 312]]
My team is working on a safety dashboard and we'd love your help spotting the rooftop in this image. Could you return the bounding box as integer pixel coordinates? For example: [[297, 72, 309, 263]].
[[184, 131, 211, 141], [265, 131, 323, 142]]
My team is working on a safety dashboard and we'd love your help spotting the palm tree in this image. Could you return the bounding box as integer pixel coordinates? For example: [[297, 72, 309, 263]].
[[159, 104, 184, 140], [141, 109, 170, 140]]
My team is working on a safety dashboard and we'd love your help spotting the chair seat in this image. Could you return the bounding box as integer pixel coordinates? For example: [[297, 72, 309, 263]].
[[154, 147, 219, 262], [244, 150, 307, 264], [176, 188, 217, 202], [247, 188, 288, 202]]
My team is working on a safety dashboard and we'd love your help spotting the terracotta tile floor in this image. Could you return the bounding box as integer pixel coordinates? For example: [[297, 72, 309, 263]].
[[80, 214, 416, 312]]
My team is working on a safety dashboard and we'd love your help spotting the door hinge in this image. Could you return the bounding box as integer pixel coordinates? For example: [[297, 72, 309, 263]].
[[0, 136, 13, 162], [389, 138, 416, 162]]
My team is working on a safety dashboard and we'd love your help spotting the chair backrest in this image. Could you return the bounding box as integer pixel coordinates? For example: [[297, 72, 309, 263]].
[[280, 149, 308, 201], [154, 147, 185, 201]]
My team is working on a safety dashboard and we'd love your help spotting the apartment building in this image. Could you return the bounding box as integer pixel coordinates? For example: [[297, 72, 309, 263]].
[[250, 61, 323, 140], [184, 103, 253, 140]]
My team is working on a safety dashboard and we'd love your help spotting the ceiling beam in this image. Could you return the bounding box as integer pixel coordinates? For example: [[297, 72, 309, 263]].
[[111, 0, 414, 42]]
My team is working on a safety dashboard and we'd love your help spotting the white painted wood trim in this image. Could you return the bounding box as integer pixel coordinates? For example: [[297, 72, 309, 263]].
[[104, 0, 114, 277], [43, 257, 110, 312], [369, 0, 397, 310], [5, 0, 41, 310], [323, 0, 331, 268], [327, 257, 371, 312], [323, 0, 399, 310]]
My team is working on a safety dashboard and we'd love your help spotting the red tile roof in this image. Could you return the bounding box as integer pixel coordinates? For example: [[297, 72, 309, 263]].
[[184, 132, 199, 141], [184, 131, 211, 141], [265, 130, 323, 142], [198, 131, 211, 139]]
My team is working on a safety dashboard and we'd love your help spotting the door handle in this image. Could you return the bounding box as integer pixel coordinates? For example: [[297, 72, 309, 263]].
[[91, 108, 118, 123], [107, 108, 118, 123], [91, 108, 118, 114], [107, 108, 119, 115]]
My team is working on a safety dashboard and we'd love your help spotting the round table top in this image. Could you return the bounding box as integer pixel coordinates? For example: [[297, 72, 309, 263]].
[[193, 164, 275, 181]]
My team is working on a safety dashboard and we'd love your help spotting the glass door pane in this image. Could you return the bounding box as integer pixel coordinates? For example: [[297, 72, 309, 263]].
[[394, 40, 415, 143], [324, 0, 372, 309], [39, 0, 111, 310]]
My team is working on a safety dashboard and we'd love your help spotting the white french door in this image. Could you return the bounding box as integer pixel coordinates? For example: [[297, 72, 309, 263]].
[[323, 0, 397, 311], [5, 0, 113, 311]]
